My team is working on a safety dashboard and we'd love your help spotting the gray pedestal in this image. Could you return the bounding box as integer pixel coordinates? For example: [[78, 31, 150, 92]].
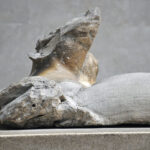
[[0, 128, 150, 150]]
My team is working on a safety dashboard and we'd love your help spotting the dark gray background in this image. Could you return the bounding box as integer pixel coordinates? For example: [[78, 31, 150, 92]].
[[0, 0, 150, 89]]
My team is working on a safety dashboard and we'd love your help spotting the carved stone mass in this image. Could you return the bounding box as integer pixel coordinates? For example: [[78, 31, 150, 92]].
[[29, 8, 100, 87], [0, 8, 150, 129]]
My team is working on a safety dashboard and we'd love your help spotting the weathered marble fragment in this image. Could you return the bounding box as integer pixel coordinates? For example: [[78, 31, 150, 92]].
[[0, 8, 150, 128], [76, 73, 150, 126], [0, 73, 150, 128], [29, 8, 100, 87], [0, 77, 101, 128]]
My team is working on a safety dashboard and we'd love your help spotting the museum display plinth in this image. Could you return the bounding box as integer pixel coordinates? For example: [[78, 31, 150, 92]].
[[0, 128, 150, 150]]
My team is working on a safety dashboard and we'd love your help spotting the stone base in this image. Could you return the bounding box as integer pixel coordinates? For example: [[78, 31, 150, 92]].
[[0, 128, 150, 150]]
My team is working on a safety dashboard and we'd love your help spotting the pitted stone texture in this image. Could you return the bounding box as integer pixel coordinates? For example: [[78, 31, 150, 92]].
[[1, 73, 150, 129], [0, 77, 102, 128]]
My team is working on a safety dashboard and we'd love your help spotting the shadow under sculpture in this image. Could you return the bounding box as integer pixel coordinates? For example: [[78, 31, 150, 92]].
[[0, 8, 150, 128]]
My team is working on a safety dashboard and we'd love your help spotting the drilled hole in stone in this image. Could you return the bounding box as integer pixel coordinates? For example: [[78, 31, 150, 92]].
[[32, 104, 36, 107], [59, 95, 66, 102]]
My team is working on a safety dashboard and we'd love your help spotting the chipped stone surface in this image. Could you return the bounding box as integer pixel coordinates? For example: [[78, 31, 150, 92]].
[[29, 8, 100, 87], [0, 77, 102, 128], [0, 73, 150, 128], [0, 8, 150, 128], [0, 8, 101, 128]]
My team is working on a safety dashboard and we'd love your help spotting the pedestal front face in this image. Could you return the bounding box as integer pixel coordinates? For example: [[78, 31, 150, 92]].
[[0, 128, 150, 150]]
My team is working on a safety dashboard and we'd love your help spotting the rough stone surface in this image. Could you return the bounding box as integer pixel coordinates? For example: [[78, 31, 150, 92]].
[[29, 8, 100, 87], [0, 77, 101, 128], [0, 73, 150, 128], [0, 8, 150, 129]]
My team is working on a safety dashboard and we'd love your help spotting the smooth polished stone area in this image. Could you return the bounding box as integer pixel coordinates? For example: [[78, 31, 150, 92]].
[[0, 128, 150, 150]]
